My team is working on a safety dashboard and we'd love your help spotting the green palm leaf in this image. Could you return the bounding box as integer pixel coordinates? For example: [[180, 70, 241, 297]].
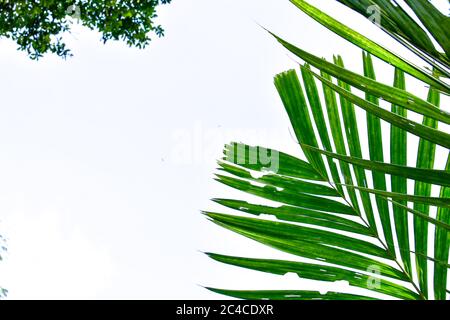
[[206, 212, 389, 258], [306, 67, 450, 149], [435, 156, 450, 300], [386, 199, 450, 233], [403, 0, 450, 58], [340, 185, 450, 210], [212, 199, 371, 235], [334, 0, 450, 73], [205, 0, 450, 300], [300, 65, 345, 195], [207, 212, 406, 280], [414, 80, 441, 298], [207, 288, 378, 300], [272, 34, 450, 125], [333, 55, 377, 230], [389, 66, 411, 276], [362, 52, 395, 256], [207, 253, 420, 300], [289, 0, 450, 92], [301, 144, 450, 187], [319, 70, 362, 215]]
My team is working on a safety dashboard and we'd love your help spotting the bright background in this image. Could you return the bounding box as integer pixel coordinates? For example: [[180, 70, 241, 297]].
[[0, 0, 448, 299]]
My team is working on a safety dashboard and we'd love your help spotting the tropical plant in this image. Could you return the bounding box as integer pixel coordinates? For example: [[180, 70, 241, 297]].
[[205, 0, 450, 300], [0, 0, 171, 59]]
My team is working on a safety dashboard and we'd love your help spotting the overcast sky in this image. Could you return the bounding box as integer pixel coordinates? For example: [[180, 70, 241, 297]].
[[0, 0, 448, 299]]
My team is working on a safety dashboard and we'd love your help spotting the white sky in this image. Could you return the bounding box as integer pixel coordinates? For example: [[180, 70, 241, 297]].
[[0, 0, 448, 299]]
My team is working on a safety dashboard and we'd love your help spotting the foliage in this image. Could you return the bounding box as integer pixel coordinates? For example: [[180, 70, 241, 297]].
[[205, 0, 450, 300], [0, 0, 171, 59]]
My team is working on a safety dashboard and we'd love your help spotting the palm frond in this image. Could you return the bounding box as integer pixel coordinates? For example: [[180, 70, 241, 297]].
[[289, 0, 450, 92], [205, 0, 450, 300], [333, 0, 450, 74], [435, 156, 450, 300], [207, 253, 420, 300], [414, 74, 442, 298]]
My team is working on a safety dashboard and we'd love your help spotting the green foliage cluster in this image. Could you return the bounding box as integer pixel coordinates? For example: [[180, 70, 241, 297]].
[[0, 0, 171, 59]]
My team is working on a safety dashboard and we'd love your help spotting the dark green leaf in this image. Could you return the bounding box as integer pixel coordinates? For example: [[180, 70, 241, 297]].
[[215, 174, 356, 215], [301, 65, 344, 194], [274, 70, 329, 177], [301, 144, 450, 187], [339, 185, 450, 209], [207, 288, 378, 300], [224, 143, 324, 181], [434, 156, 450, 300], [218, 161, 338, 197], [271, 33, 450, 124], [319, 69, 362, 215], [289, 0, 450, 93], [206, 213, 407, 280], [404, 0, 450, 58], [414, 81, 441, 298], [213, 198, 371, 235], [304, 67, 450, 149], [363, 52, 395, 256], [390, 67, 411, 276], [208, 253, 420, 300], [334, 55, 377, 230], [206, 212, 388, 258]]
